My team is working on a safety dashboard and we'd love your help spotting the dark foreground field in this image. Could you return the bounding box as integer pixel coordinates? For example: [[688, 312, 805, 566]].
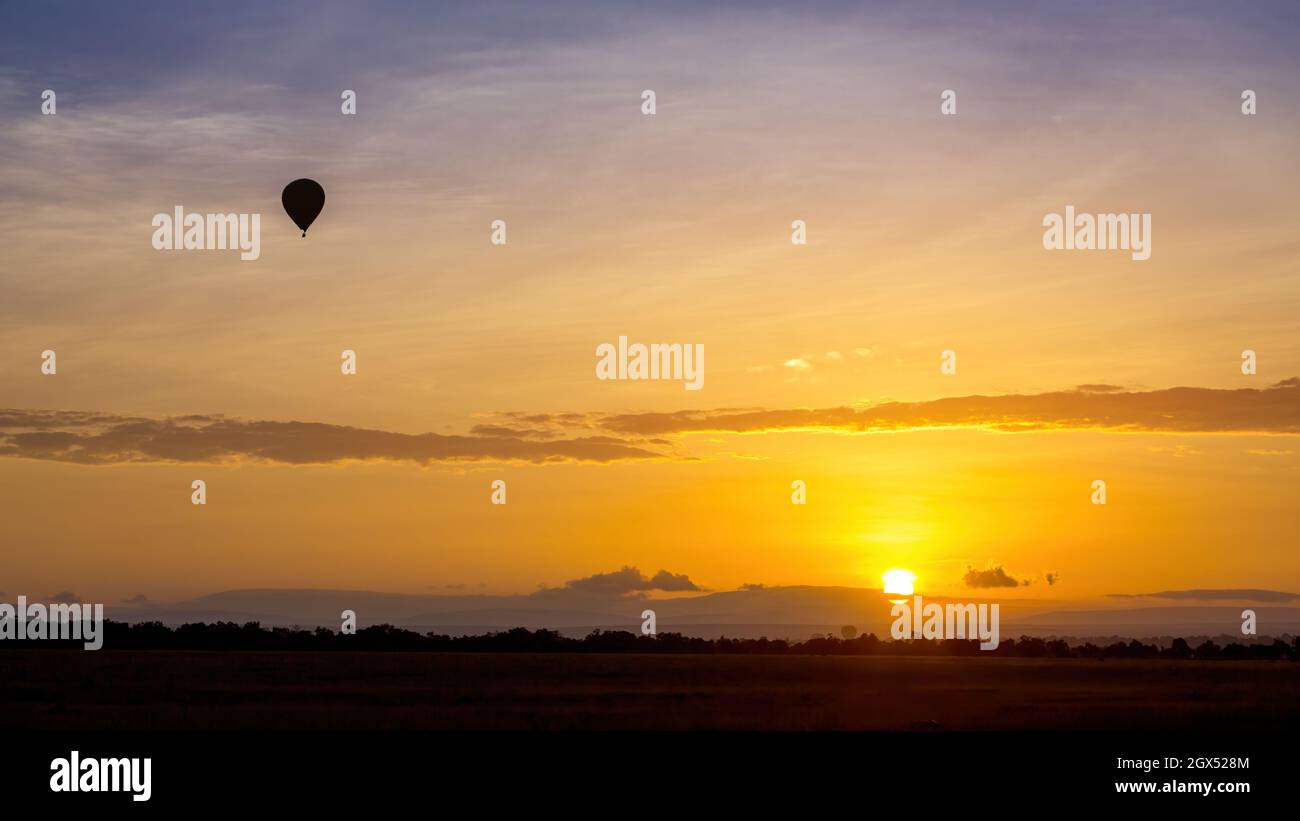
[[3, 651, 1297, 731]]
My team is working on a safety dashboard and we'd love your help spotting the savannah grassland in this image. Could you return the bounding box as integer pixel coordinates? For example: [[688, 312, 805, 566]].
[[3, 652, 1298, 731]]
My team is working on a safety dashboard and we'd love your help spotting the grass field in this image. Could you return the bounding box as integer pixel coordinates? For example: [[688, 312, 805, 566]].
[[3, 651, 1298, 731]]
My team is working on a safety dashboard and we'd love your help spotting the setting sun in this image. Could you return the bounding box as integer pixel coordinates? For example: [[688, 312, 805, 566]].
[[882, 569, 917, 596]]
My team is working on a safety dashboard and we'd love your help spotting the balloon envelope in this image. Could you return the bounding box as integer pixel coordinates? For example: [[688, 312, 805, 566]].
[[281, 178, 325, 236]]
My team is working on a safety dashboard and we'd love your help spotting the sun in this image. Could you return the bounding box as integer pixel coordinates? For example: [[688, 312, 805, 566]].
[[882, 569, 916, 597]]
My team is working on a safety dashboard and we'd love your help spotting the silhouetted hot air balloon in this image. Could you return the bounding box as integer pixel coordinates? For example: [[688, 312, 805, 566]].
[[281, 178, 325, 237]]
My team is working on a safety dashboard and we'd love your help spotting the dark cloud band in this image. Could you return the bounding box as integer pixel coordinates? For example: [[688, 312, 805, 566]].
[[0, 410, 661, 466], [589, 379, 1300, 437], [3, 379, 1295, 467]]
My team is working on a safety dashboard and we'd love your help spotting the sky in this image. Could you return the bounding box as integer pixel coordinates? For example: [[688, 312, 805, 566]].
[[1, 1, 1297, 607]]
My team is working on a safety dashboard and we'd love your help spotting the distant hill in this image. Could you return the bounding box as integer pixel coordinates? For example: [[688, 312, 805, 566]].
[[109, 585, 1300, 641]]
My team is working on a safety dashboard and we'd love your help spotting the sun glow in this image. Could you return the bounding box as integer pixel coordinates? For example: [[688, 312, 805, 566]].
[[882, 569, 916, 597]]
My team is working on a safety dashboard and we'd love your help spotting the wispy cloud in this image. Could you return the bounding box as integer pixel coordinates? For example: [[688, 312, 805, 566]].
[[0, 409, 660, 466], [4, 379, 1296, 468], [1108, 589, 1300, 603], [588, 379, 1300, 437]]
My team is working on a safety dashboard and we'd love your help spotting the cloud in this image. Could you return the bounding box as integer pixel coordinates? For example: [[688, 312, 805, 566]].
[[5, 379, 1296, 470], [1108, 588, 1299, 603], [592, 379, 1300, 437], [963, 565, 1024, 589], [121, 594, 149, 605], [648, 570, 701, 592], [1044, 572, 1060, 587], [554, 566, 701, 596], [46, 591, 80, 604], [0, 409, 662, 466], [766, 349, 873, 376], [1075, 384, 1125, 393], [1147, 444, 1200, 457]]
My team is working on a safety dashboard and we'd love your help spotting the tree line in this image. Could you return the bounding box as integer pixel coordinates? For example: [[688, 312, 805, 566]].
[[5, 619, 1298, 659]]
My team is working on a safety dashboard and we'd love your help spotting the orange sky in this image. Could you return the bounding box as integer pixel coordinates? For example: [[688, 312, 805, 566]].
[[1, 3, 1297, 604]]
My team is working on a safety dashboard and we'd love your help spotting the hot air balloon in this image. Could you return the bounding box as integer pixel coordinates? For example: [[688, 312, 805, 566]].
[[281, 178, 325, 237]]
